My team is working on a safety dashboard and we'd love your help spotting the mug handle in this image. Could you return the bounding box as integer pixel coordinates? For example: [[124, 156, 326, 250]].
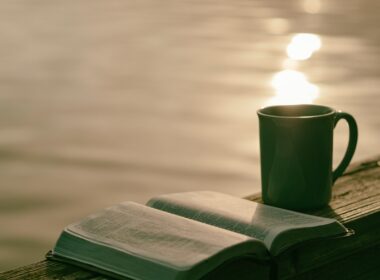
[[332, 111, 358, 183]]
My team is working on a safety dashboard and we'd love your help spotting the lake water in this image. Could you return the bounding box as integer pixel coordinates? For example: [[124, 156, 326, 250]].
[[1, 0, 379, 271]]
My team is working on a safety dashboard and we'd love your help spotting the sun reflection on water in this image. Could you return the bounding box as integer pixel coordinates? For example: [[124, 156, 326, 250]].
[[267, 33, 322, 106], [287, 33, 321, 60], [268, 70, 319, 105], [303, 0, 321, 14]]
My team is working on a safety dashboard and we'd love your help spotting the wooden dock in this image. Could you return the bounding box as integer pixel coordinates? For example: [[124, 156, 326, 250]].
[[1, 155, 380, 279]]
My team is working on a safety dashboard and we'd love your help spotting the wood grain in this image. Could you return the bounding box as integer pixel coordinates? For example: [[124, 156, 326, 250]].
[[1, 156, 380, 280]]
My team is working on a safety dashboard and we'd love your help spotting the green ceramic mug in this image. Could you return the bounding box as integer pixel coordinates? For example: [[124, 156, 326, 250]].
[[257, 104, 358, 210]]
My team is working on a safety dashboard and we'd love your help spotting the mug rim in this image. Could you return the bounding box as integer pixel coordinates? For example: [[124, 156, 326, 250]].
[[257, 104, 336, 119]]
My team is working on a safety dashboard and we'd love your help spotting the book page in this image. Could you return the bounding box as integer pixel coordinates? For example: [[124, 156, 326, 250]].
[[147, 191, 347, 254], [65, 202, 268, 271]]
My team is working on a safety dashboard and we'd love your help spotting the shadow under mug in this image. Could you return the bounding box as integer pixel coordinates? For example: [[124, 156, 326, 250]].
[[257, 104, 358, 211]]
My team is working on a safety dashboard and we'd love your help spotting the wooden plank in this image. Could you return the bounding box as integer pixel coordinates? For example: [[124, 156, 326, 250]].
[[0, 260, 103, 280], [289, 244, 380, 280], [273, 156, 380, 279], [1, 156, 380, 280]]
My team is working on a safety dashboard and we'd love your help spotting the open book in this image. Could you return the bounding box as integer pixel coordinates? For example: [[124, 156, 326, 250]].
[[51, 191, 350, 280]]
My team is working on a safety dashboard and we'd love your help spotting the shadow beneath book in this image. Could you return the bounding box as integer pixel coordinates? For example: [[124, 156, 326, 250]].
[[201, 257, 271, 280]]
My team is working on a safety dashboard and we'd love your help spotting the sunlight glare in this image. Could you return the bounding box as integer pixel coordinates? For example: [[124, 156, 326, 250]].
[[267, 70, 319, 105], [287, 33, 321, 60]]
